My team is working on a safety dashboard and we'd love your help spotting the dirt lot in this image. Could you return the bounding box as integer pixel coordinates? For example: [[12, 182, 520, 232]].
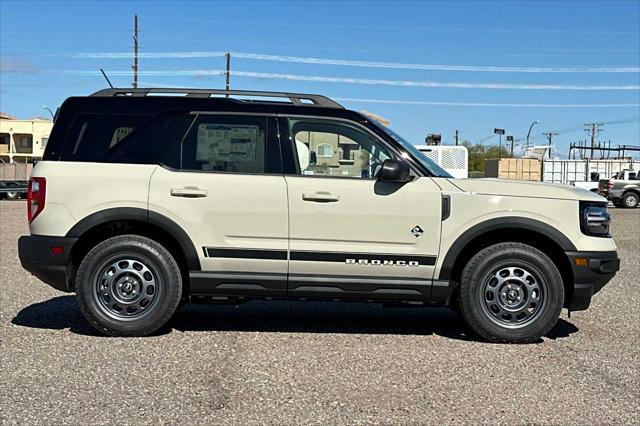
[[1, 200, 638, 425]]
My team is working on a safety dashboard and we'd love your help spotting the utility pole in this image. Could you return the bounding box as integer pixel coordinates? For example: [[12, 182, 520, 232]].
[[132, 14, 139, 89], [225, 52, 231, 96], [455, 129, 459, 146], [542, 132, 558, 159], [584, 122, 603, 159]]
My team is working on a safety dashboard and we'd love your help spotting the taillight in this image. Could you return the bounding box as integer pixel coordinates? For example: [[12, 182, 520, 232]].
[[27, 177, 46, 223], [608, 180, 614, 189]]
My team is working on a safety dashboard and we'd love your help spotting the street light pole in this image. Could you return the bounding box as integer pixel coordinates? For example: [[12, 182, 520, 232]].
[[42, 106, 54, 119], [526, 120, 540, 148], [494, 128, 505, 159]]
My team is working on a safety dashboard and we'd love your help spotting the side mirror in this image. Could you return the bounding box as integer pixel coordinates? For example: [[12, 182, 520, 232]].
[[379, 159, 411, 182], [309, 151, 317, 166]]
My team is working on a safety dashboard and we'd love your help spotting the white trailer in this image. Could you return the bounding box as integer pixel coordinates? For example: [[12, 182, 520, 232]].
[[542, 159, 640, 191], [0, 162, 33, 199], [415, 145, 469, 179]]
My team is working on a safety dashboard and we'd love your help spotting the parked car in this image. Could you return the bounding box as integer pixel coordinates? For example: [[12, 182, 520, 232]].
[[18, 88, 619, 342], [598, 169, 640, 208]]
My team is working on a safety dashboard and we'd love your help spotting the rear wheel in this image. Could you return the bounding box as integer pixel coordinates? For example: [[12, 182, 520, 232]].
[[76, 235, 182, 336], [458, 242, 564, 343], [622, 191, 639, 208], [5, 191, 19, 200]]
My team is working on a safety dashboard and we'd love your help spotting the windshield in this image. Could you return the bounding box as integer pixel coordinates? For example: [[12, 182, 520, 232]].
[[370, 121, 452, 178]]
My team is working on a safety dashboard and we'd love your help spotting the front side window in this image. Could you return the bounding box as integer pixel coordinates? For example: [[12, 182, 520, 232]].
[[174, 115, 268, 174], [289, 118, 392, 178]]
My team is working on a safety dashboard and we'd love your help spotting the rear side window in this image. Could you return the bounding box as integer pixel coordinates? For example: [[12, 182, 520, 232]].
[[61, 114, 153, 162], [163, 115, 278, 174]]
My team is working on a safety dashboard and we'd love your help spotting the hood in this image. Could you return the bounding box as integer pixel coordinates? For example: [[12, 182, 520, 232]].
[[449, 178, 606, 202]]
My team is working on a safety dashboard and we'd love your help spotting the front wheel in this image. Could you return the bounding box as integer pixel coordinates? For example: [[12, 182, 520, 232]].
[[76, 235, 182, 336], [458, 242, 564, 343], [622, 191, 639, 208]]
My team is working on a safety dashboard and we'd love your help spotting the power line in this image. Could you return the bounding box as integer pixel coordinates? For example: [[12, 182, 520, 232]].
[[63, 69, 640, 91], [74, 51, 640, 74], [143, 17, 640, 36]]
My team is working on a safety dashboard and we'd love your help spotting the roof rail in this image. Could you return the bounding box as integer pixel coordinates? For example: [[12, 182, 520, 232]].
[[89, 88, 343, 109]]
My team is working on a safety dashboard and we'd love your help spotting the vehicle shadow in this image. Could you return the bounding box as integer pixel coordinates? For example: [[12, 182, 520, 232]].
[[11, 295, 579, 343]]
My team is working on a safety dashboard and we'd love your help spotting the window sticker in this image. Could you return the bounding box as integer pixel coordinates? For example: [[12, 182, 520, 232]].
[[196, 124, 258, 163]]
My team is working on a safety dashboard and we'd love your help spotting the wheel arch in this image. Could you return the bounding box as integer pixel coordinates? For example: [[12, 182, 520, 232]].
[[438, 217, 576, 306], [66, 208, 200, 292]]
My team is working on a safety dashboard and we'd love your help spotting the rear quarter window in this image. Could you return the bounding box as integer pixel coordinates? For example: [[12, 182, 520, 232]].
[[60, 113, 185, 163], [61, 114, 153, 162]]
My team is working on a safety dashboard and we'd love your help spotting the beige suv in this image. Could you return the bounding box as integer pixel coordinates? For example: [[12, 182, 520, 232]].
[[18, 88, 619, 342]]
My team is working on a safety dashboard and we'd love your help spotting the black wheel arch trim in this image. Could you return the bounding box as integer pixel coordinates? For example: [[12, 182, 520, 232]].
[[438, 217, 577, 280], [65, 207, 201, 270]]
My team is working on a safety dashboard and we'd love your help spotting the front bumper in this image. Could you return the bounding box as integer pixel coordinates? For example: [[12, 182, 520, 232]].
[[565, 250, 619, 311], [18, 235, 77, 292]]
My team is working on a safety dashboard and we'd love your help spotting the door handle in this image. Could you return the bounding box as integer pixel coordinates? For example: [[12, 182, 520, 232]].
[[302, 192, 340, 203], [170, 187, 208, 198]]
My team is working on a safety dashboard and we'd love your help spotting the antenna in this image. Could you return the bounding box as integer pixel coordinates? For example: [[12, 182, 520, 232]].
[[100, 68, 114, 88]]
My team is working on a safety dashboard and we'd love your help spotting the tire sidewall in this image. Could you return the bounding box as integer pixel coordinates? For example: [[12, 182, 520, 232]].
[[76, 236, 182, 336], [460, 244, 564, 342], [623, 192, 638, 208]]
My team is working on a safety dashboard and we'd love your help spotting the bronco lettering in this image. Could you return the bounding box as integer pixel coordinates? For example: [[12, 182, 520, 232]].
[[345, 258, 420, 266]]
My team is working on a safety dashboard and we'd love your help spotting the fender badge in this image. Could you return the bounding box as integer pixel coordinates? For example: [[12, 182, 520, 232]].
[[411, 225, 424, 238]]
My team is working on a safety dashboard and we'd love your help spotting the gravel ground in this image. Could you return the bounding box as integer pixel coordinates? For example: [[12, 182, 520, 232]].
[[1, 200, 638, 425]]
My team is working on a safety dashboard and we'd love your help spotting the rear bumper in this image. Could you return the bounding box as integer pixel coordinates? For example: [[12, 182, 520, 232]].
[[18, 235, 77, 292], [565, 250, 619, 311]]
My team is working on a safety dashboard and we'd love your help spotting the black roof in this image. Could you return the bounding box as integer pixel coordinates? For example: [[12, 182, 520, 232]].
[[59, 88, 366, 122], [90, 88, 344, 109]]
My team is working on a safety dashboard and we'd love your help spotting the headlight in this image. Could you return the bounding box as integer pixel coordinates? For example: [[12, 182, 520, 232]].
[[580, 202, 610, 237]]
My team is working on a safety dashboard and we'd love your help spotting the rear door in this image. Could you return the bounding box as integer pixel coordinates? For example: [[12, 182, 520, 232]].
[[149, 113, 289, 296], [281, 116, 443, 301]]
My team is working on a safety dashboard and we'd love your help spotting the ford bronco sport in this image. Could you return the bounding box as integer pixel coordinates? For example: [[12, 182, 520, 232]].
[[18, 88, 619, 342]]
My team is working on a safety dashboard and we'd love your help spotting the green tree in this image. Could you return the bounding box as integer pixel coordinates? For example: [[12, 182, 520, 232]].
[[461, 141, 513, 173]]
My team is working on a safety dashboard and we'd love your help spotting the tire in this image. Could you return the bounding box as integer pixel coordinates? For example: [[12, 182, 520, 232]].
[[622, 191, 639, 208], [458, 242, 564, 343], [76, 235, 182, 337]]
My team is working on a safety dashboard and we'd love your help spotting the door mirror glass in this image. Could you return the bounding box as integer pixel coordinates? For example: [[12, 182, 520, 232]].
[[379, 159, 411, 182]]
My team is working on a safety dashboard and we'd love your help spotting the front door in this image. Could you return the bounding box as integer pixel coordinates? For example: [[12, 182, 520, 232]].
[[282, 116, 443, 300], [148, 114, 288, 296]]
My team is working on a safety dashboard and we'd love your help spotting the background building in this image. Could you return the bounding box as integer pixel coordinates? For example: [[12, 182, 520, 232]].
[[0, 113, 52, 163]]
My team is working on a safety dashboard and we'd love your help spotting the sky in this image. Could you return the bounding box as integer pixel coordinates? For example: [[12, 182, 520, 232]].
[[1, 0, 639, 158]]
